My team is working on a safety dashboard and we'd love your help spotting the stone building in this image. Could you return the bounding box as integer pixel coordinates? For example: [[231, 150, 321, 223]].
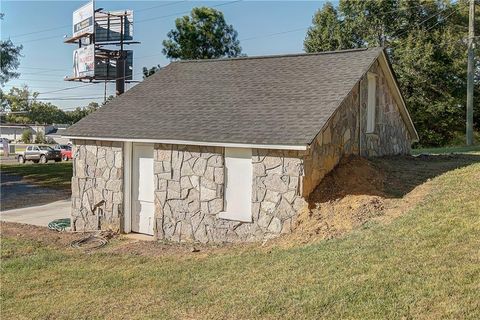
[[64, 48, 418, 243]]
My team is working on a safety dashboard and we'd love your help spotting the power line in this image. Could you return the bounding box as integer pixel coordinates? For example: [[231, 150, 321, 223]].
[[13, 96, 105, 102], [392, 2, 464, 39], [18, 66, 69, 72], [37, 83, 99, 95], [35, 96, 105, 101], [13, 0, 242, 44], [2, 85, 73, 89], [2, 83, 98, 95], [240, 27, 308, 42], [4, 1, 187, 40], [5, 24, 70, 40], [19, 34, 67, 45], [19, 71, 69, 77], [9, 72, 146, 97], [385, 2, 466, 50], [369, 3, 435, 17], [135, 1, 187, 13], [7, 1, 210, 45], [135, 27, 311, 59], [136, 0, 242, 24], [424, 5, 463, 33], [13, 70, 145, 83], [9, 78, 73, 83]]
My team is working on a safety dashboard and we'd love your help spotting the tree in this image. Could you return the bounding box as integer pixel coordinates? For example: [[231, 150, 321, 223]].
[[162, 7, 242, 60], [0, 14, 23, 85], [65, 101, 100, 123], [21, 129, 32, 144], [29, 102, 69, 124], [2, 86, 102, 125], [304, 3, 353, 53], [2, 86, 34, 124], [304, 0, 477, 146], [34, 131, 45, 144], [143, 65, 161, 79]]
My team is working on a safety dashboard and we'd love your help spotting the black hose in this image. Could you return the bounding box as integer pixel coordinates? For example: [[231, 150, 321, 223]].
[[70, 235, 108, 250]]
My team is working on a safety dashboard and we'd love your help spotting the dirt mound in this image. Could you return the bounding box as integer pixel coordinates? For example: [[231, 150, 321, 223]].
[[308, 156, 386, 202], [276, 156, 431, 246]]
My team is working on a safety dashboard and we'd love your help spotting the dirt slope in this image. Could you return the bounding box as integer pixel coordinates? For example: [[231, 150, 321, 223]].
[[279, 154, 478, 245]]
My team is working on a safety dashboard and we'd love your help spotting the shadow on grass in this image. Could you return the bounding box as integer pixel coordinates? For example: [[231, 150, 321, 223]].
[[0, 162, 72, 189], [373, 154, 480, 198], [308, 153, 480, 208]]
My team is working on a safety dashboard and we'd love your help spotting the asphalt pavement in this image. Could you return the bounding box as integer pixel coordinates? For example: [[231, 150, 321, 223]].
[[0, 199, 71, 227]]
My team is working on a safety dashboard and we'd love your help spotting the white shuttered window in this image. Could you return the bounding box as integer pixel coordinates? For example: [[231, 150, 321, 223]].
[[218, 147, 252, 222], [366, 72, 377, 133]]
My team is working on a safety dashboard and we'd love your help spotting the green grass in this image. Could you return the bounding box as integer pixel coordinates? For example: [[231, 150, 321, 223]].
[[1, 162, 480, 319], [13, 144, 27, 152], [412, 145, 480, 155], [0, 162, 72, 189]]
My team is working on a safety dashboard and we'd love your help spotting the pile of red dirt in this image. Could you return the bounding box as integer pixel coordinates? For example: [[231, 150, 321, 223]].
[[277, 156, 430, 246]]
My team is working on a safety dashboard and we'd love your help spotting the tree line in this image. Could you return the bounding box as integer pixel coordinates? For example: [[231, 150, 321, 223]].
[[2, 2, 479, 147], [0, 86, 111, 125]]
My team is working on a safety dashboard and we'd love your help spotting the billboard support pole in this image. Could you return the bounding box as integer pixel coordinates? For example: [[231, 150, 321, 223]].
[[115, 53, 125, 96], [115, 11, 125, 96]]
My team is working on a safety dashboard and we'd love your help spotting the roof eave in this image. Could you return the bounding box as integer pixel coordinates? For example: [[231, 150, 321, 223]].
[[65, 135, 309, 151], [378, 50, 419, 142]]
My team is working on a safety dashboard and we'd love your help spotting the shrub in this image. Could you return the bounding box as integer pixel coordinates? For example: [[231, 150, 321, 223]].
[[21, 130, 32, 144], [34, 132, 45, 144]]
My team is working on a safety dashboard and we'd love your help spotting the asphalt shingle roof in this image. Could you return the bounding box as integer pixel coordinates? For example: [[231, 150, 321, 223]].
[[65, 47, 384, 146]]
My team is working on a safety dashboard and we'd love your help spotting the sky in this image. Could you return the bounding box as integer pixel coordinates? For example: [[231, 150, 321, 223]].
[[1, 0, 333, 110]]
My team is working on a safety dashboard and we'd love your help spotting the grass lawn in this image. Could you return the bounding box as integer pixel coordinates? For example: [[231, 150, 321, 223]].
[[0, 162, 72, 190], [412, 144, 480, 155], [1, 158, 479, 319]]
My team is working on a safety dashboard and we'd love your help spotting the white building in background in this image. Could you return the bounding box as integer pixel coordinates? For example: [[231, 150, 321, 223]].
[[0, 124, 36, 142], [0, 123, 70, 143]]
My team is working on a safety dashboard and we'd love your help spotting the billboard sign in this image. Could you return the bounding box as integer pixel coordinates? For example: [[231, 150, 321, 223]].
[[73, 1, 94, 38], [95, 51, 133, 80], [95, 10, 133, 42], [73, 45, 95, 78]]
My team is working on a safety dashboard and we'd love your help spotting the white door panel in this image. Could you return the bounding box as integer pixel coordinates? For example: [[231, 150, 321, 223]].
[[218, 147, 252, 222], [132, 144, 154, 235]]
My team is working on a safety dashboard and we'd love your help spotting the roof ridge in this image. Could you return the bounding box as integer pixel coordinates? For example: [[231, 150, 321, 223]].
[[173, 47, 382, 64]]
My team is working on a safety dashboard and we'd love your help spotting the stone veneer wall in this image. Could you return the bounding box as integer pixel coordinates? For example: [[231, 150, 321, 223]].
[[302, 61, 413, 196], [71, 139, 124, 232], [153, 144, 306, 243], [303, 87, 360, 196], [252, 149, 306, 237], [360, 61, 412, 157]]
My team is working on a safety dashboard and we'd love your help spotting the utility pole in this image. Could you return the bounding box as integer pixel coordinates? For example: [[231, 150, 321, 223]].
[[466, 0, 475, 146]]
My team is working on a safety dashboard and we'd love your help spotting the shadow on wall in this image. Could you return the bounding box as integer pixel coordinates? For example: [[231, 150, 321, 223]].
[[307, 154, 480, 208]]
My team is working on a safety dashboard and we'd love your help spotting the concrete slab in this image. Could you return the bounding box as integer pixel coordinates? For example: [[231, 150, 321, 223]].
[[123, 233, 155, 241], [0, 200, 71, 227]]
